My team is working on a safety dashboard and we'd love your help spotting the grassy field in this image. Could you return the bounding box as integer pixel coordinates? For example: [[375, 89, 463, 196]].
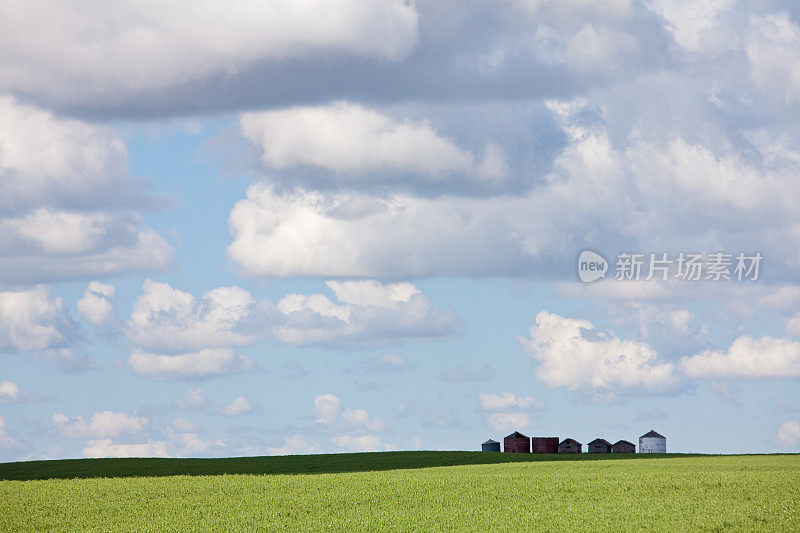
[[1, 453, 798, 531]]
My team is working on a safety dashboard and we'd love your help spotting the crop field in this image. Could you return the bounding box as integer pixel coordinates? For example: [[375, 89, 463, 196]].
[[1, 452, 798, 531]]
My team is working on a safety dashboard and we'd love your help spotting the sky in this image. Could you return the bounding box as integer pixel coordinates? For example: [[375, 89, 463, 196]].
[[1, 0, 799, 460]]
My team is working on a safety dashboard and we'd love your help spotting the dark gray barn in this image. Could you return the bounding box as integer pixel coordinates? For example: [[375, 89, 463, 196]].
[[504, 431, 530, 453], [587, 438, 612, 453], [558, 438, 582, 453], [482, 439, 501, 452], [612, 440, 635, 453]]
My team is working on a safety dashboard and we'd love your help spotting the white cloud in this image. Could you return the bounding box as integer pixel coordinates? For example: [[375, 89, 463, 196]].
[[0, 287, 74, 353], [176, 387, 210, 410], [169, 417, 201, 434], [680, 336, 800, 379], [0, 380, 19, 403], [83, 439, 169, 458], [229, 104, 800, 280], [745, 13, 800, 105], [517, 311, 680, 398], [314, 393, 386, 432], [331, 434, 387, 452], [0, 97, 172, 282], [478, 392, 541, 411], [268, 434, 319, 456], [314, 393, 343, 423], [0, 1, 419, 105], [129, 348, 253, 380], [787, 314, 800, 338], [777, 420, 800, 448], [647, 0, 735, 52], [240, 103, 507, 181], [274, 280, 457, 346], [221, 395, 255, 416], [486, 412, 531, 432], [0, 414, 25, 454], [358, 353, 412, 373], [77, 281, 115, 325], [127, 280, 256, 353], [52, 411, 146, 439]]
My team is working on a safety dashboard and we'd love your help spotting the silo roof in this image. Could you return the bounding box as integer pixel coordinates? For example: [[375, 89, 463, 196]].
[[483, 439, 499, 445], [588, 438, 611, 445], [640, 430, 665, 438], [613, 440, 634, 446], [505, 431, 528, 439]]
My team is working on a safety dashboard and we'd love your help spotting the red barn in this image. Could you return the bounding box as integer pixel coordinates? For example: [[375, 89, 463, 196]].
[[531, 437, 559, 454], [503, 431, 530, 453]]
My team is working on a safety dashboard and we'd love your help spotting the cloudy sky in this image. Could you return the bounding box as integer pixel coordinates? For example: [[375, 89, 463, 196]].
[[1, 0, 799, 460]]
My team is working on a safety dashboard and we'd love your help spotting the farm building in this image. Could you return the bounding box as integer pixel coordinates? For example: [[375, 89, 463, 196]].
[[504, 431, 530, 453], [482, 439, 501, 452], [558, 438, 582, 454], [587, 438, 612, 453], [639, 430, 666, 453], [531, 437, 559, 454], [612, 440, 636, 453]]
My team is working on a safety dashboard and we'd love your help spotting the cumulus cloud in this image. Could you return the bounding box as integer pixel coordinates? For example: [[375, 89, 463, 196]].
[[228, 100, 800, 281], [221, 395, 255, 416], [486, 413, 532, 432], [0, 380, 19, 404], [518, 311, 681, 398], [0, 97, 172, 282], [83, 439, 169, 459], [268, 434, 319, 456], [273, 280, 457, 346], [0, 287, 75, 354], [175, 387, 210, 410], [240, 103, 507, 183], [745, 13, 800, 106], [129, 348, 253, 380], [0, 1, 419, 107], [331, 434, 389, 452], [680, 336, 800, 379], [478, 392, 541, 411], [777, 420, 800, 448], [314, 393, 387, 434], [52, 411, 146, 440], [127, 280, 256, 353], [77, 282, 115, 325], [0, 414, 25, 456]]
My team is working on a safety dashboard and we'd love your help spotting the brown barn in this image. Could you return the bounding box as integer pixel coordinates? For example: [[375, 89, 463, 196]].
[[504, 431, 530, 453], [531, 436, 559, 454], [558, 438, 582, 454], [587, 438, 612, 453], [612, 440, 635, 453]]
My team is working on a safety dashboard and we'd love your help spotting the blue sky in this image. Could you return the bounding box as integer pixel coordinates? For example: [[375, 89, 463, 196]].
[[1, 0, 799, 460]]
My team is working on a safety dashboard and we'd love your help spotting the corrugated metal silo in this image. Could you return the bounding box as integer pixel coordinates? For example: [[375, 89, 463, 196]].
[[503, 431, 530, 453], [639, 430, 666, 453], [482, 439, 501, 452], [531, 437, 559, 453]]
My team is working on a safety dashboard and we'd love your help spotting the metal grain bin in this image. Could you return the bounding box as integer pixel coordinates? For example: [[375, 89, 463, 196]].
[[482, 439, 501, 452], [503, 431, 530, 453], [611, 440, 636, 453], [639, 430, 666, 453], [558, 438, 582, 453], [587, 438, 612, 453], [531, 437, 559, 454]]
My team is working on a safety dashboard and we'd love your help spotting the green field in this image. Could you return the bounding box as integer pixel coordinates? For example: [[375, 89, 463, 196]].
[[1, 452, 798, 531]]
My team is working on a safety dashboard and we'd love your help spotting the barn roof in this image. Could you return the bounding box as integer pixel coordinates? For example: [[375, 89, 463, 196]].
[[483, 439, 499, 445], [640, 430, 665, 439], [560, 438, 581, 445], [588, 438, 611, 445], [505, 431, 528, 439], [613, 440, 634, 446]]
